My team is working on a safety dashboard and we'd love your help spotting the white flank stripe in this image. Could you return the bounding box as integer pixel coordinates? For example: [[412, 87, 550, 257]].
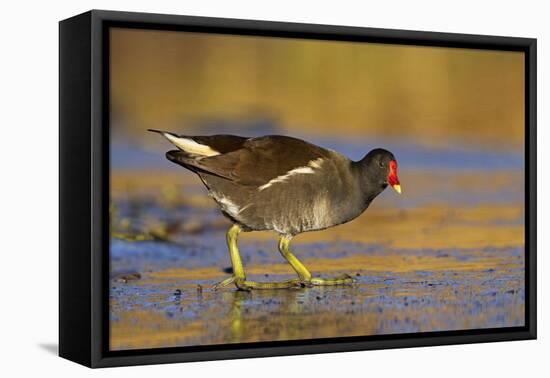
[[163, 133, 220, 156], [258, 158, 324, 191]]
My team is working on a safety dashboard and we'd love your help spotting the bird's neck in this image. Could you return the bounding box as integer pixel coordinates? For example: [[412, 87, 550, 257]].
[[351, 159, 387, 207]]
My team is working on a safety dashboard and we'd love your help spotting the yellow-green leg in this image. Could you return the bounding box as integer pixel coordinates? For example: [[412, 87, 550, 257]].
[[278, 235, 354, 286], [213, 224, 302, 291]]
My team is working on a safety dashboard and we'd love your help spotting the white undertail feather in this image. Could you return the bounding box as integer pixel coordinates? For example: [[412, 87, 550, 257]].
[[216, 196, 251, 220], [163, 133, 220, 157], [217, 197, 240, 217], [258, 158, 324, 191]]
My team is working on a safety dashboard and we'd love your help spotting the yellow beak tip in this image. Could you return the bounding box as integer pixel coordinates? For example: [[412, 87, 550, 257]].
[[393, 184, 402, 194]]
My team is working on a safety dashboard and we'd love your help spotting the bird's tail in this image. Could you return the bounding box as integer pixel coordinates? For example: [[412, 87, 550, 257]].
[[147, 129, 220, 157]]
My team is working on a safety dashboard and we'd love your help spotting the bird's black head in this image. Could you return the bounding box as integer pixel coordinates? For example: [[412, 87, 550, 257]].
[[359, 148, 401, 194]]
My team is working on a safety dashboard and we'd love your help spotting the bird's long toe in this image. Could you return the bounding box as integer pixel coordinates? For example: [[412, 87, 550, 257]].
[[235, 278, 303, 291], [212, 276, 237, 290], [309, 274, 355, 286]]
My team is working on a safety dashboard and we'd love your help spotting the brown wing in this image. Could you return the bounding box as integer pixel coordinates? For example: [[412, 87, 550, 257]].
[[186, 135, 331, 187]]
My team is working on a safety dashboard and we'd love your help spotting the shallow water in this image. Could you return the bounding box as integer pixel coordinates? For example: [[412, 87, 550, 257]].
[[110, 238, 524, 350], [109, 129, 525, 351], [110, 196, 525, 350]]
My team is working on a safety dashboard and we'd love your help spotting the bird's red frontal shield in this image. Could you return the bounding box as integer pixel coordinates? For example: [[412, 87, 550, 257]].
[[388, 160, 401, 194]]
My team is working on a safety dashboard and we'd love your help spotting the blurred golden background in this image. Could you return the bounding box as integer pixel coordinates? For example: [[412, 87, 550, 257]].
[[110, 28, 524, 150]]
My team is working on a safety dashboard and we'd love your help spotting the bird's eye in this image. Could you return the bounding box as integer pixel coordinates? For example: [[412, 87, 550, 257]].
[[379, 162, 385, 168]]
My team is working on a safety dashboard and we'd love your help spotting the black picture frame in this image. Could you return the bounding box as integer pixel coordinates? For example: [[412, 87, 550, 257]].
[[59, 9, 537, 368]]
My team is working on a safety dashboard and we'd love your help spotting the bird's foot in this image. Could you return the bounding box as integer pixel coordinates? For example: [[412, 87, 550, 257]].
[[213, 276, 304, 291], [307, 274, 355, 286], [213, 274, 354, 290]]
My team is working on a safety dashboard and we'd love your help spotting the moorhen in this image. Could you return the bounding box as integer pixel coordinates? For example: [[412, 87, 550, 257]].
[[149, 130, 401, 290]]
